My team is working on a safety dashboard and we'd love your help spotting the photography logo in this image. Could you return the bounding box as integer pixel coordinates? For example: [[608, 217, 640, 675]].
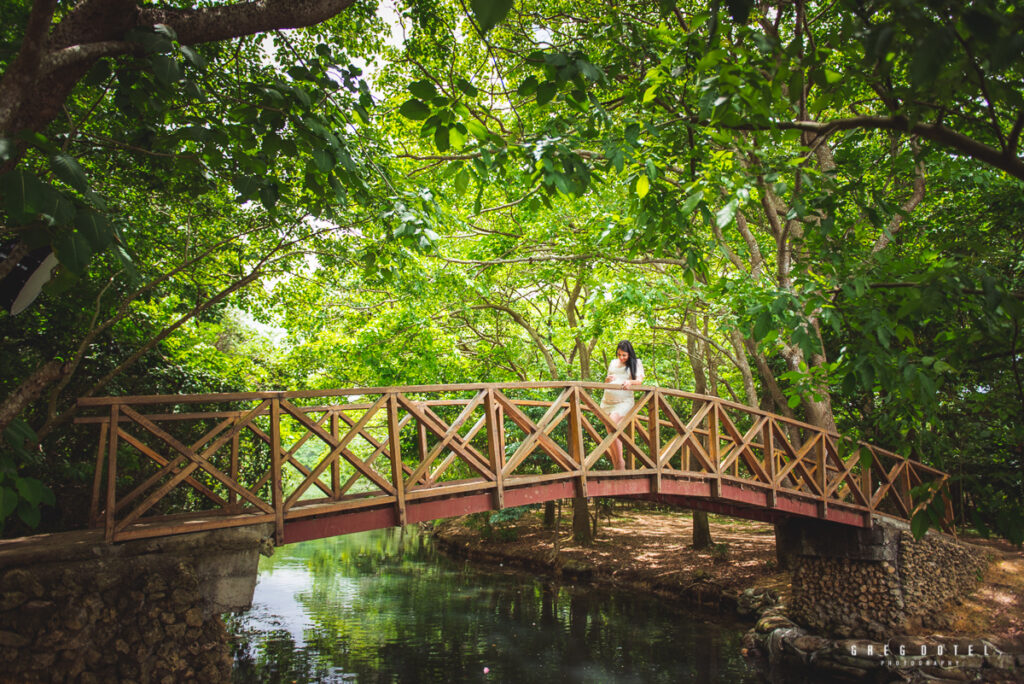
[[849, 640, 1016, 670]]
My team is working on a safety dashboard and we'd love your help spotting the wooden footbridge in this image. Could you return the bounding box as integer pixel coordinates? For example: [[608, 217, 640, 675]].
[[76, 383, 954, 545]]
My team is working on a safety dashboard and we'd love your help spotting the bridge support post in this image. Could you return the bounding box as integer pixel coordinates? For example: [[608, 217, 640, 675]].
[[815, 436, 828, 519], [104, 403, 119, 543], [708, 402, 721, 499], [763, 418, 777, 509], [650, 391, 661, 494], [568, 387, 587, 499], [484, 389, 505, 510], [270, 397, 284, 545], [89, 422, 107, 528], [387, 394, 408, 526]]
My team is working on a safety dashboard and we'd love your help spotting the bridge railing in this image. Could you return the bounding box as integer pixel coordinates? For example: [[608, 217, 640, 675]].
[[76, 383, 954, 543]]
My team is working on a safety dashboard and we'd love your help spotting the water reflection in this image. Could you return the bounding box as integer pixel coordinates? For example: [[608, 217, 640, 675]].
[[227, 527, 763, 683]]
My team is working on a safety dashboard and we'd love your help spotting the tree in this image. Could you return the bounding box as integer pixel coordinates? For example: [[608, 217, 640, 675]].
[[2, 0, 1021, 545]]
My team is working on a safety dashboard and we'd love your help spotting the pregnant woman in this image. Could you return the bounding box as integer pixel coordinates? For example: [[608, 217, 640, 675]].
[[600, 340, 645, 469]]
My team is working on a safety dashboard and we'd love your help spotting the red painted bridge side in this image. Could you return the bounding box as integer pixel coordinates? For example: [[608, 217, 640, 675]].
[[75, 382, 954, 545]]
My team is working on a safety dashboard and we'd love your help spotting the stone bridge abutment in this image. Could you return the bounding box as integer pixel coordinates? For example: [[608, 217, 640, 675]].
[[0, 523, 272, 683], [776, 516, 989, 638]]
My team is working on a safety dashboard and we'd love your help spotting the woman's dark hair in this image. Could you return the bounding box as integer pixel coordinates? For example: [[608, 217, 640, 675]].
[[617, 340, 638, 380]]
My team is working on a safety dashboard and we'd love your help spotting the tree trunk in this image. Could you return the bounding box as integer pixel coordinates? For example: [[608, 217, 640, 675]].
[[0, 360, 67, 436], [684, 318, 714, 550], [0, 0, 359, 150], [729, 329, 759, 408], [572, 491, 592, 544], [692, 509, 713, 550], [543, 500, 556, 529]]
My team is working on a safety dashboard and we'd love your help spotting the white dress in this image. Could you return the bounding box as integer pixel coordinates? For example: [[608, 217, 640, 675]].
[[601, 357, 644, 416]]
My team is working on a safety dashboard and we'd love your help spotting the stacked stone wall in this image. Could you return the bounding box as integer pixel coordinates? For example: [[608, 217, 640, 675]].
[[789, 556, 903, 637], [898, 531, 987, 619], [0, 524, 271, 683], [0, 556, 231, 683], [787, 524, 989, 638]]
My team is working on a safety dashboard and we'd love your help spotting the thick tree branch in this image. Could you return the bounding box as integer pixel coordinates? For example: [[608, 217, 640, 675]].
[[0, 360, 67, 437], [766, 116, 1024, 182], [471, 301, 559, 379], [40, 41, 134, 74], [872, 157, 926, 253]]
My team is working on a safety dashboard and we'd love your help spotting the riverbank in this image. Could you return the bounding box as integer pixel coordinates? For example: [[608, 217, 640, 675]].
[[432, 505, 1024, 655], [432, 506, 790, 613]]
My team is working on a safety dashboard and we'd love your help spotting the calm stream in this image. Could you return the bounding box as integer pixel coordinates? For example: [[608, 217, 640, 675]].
[[226, 527, 765, 683]]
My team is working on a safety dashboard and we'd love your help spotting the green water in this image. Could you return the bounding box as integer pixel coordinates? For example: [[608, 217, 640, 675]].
[[227, 527, 765, 683]]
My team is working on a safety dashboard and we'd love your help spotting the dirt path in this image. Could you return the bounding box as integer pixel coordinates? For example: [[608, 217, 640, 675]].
[[435, 507, 789, 606], [947, 536, 1024, 651]]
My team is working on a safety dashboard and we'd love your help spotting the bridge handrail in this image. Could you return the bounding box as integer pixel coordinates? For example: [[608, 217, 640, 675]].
[[76, 383, 955, 544]]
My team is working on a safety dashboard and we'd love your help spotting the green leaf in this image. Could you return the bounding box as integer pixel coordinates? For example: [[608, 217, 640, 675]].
[[470, 0, 515, 34], [42, 265, 77, 296], [177, 125, 211, 143], [642, 83, 660, 104], [536, 82, 558, 106], [454, 168, 470, 195], [434, 126, 451, 153], [290, 85, 312, 109], [859, 448, 873, 470], [636, 174, 650, 199], [75, 211, 114, 250], [909, 28, 951, 88], [83, 60, 112, 87], [127, 26, 174, 54], [328, 174, 347, 204], [408, 80, 438, 100], [38, 190, 76, 227], [153, 23, 177, 40], [465, 119, 488, 139], [516, 76, 538, 97], [232, 174, 260, 198], [399, 99, 431, 121], [258, 183, 279, 212], [112, 244, 138, 282], [17, 501, 41, 529], [151, 54, 183, 86], [52, 231, 92, 275], [15, 478, 45, 506], [312, 147, 334, 172], [725, 0, 753, 23], [680, 191, 703, 215], [0, 487, 17, 521], [715, 199, 737, 227], [49, 154, 90, 194], [910, 510, 930, 539], [179, 45, 207, 69], [456, 78, 479, 97], [753, 310, 772, 341], [4, 417, 36, 449], [577, 59, 603, 82], [449, 126, 467, 149]]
